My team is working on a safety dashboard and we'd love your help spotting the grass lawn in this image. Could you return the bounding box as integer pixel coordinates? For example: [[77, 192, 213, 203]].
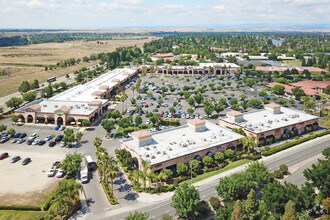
[[0, 210, 47, 220], [180, 159, 251, 185], [280, 60, 302, 67]]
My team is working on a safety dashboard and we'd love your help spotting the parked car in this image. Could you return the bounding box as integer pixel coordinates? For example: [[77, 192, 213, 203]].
[[54, 125, 61, 130], [60, 141, 66, 148], [0, 135, 10, 143], [59, 126, 66, 131], [47, 168, 56, 177], [44, 135, 52, 141], [48, 141, 56, 147], [10, 156, 21, 163], [28, 133, 38, 140], [17, 138, 26, 144], [55, 135, 63, 142], [56, 169, 65, 178], [27, 139, 34, 145], [0, 152, 9, 160], [38, 140, 46, 146], [32, 139, 40, 145], [21, 157, 31, 165], [19, 133, 27, 139], [11, 138, 18, 143], [13, 133, 21, 139]]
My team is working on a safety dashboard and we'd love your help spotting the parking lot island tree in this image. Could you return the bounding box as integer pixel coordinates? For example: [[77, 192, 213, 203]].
[[60, 152, 82, 178]]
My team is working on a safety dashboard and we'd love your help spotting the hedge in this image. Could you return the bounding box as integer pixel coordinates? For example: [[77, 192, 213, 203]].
[[101, 182, 118, 205], [0, 205, 42, 211], [262, 130, 330, 156]]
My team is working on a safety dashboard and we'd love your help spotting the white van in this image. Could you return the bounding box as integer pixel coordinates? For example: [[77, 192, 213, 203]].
[[80, 166, 89, 184]]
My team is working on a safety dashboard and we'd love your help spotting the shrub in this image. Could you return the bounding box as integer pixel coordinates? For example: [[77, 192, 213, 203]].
[[0, 205, 42, 211], [199, 200, 211, 216], [173, 176, 189, 187], [272, 170, 284, 179], [262, 130, 330, 156], [209, 196, 222, 211], [279, 164, 289, 175]]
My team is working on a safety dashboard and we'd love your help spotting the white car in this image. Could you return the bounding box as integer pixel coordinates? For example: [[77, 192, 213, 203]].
[[47, 168, 56, 177], [56, 169, 65, 178], [17, 138, 25, 144], [44, 135, 52, 141], [28, 133, 38, 140], [32, 139, 40, 145], [60, 141, 66, 148], [11, 138, 18, 143], [59, 126, 66, 131]]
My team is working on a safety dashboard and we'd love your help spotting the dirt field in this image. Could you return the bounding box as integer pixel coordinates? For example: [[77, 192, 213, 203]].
[[0, 37, 155, 97], [0, 150, 65, 206]]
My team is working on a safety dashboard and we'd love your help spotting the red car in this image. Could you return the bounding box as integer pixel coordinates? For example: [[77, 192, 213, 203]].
[[144, 104, 149, 108]]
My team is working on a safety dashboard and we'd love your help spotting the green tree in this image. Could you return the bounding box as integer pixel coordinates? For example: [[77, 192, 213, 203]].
[[135, 116, 142, 125], [194, 93, 203, 106], [75, 132, 83, 144], [324, 85, 330, 95], [243, 189, 259, 220], [187, 97, 195, 106], [171, 182, 201, 219], [271, 84, 285, 95], [202, 156, 214, 168], [292, 87, 305, 101], [304, 149, 330, 197], [214, 152, 225, 164], [64, 128, 75, 145], [0, 124, 7, 132], [161, 213, 174, 220], [189, 159, 201, 174], [125, 211, 149, 220], [7, 128, 16, 136], [42, 85, 53, 98], [242, 136, 257, 156], [22, 92, 37, 102], [281, 200, 298, 220], [109, 110, 122, 121], [93, 137, 102, 149], [61, 152, 82, 178], [204, 105, 214, 116], [18, 81, 31, 93], [101, 119, 116, 134], [245, 161, 273, 189], [231, 200, 244, 220], [209, 196, 222, 212], [225, 149, 235, 161], [6, 97, 23, 109], [11, 114, 18, 123], [82, 119, 91, 127], [30, 79, 39, 89], [176, 162, 188, 176]]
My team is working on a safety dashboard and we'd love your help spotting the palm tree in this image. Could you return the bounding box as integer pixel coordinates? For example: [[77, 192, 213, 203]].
[[93, 137, 102, 149], [130, 169, 140, 185], [147, 172, 156, 191], [49, 194, 71, 216], [141, 160, 151, 189], [157, 171, 168, 193], [108, 161, 119, 193], [242, 136, 257, 156]]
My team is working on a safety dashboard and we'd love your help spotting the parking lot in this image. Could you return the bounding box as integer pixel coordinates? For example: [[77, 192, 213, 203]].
[[0, 123, 87, 205]]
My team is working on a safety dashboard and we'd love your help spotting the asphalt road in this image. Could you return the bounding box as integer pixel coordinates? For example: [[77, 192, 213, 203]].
[[89, 134, 330, 220]]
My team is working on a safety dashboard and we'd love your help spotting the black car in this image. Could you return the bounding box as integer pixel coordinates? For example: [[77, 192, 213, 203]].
[[0, 152, 9, 160], [55, 135, 63, 142], [19, 133, 27, 139], [38, 140, 46, 146], [21, 157, 31, 165], [13, 133, 21, 138], [10, 156, 21, 163], [27, 139, 34, 145], [49, 141, 56, 147]]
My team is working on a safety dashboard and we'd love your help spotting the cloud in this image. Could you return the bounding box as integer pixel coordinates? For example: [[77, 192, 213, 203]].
[[26, 0, 61, 9], [213, 5, 225, 12], [113, 0, 143, 6]]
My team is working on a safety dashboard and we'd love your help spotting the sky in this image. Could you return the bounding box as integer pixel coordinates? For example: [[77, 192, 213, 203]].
[[0, 0, 329, 29]]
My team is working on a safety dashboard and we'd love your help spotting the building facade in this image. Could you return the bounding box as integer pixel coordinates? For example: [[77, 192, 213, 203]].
[[120, 119, 243, 172], [219, 103, 319, 145], [15, 68, 137, 126], [156, 63, 240, 75]]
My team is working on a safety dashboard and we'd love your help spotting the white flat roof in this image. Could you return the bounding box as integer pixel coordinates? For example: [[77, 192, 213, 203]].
[[199, 63, 240, 68], [121, 121, 243, 165], [18, 68, 136, 116], [221, 107, 318, 134]]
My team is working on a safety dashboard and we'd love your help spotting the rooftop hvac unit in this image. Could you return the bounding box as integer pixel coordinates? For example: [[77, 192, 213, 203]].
[[157, 151, 161, 154], [264, 115, 267, 117], [146, 147, 150, 150], [169, 148, 173, 151], [145, 154, 150, 158], [54, 105, 58, 108], [43, 105, 47, 107], [163, 151, 167, 155], [151, 155, 156, 159]]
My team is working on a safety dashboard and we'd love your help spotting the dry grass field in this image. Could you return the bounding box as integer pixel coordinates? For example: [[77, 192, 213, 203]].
[[0, 37, 155, 97]]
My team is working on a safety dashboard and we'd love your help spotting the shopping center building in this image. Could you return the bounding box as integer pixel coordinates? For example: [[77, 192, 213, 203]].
[[15, 68, 137, 126], [218, 103, 319, 145], [156, 63, 240, 75], [120, 119, 243, 172]]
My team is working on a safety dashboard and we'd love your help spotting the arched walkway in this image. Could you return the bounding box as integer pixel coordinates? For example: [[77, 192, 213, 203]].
[[57, 117, 64, 125], [67, 117, 76, 125], [27, 115, 33, 123], [216, 70, 220, 75], [312, 122, 319, 131], [291, 127, 299, 136], [189, 70, 192, 74], [194, 155, 202, 162], [205, 151, 213, 157], [47, 116, 55, 124], [133, 157, 139, 169], [17, 114, 25, 123]]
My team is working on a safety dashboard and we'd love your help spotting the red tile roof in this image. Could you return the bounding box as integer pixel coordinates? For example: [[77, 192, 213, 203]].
[[26, 104, 41, 111], [265, 103, 281, 109], [226, 110, 244, 117], [55, 106, 70, 113]]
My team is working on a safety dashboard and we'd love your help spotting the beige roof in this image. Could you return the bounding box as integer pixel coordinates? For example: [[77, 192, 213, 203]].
[[111, 79, 120, 83], [265, 103, 281, 109], [55, 105, 70, 113], [99, 85, 109, 90], [91, 91, 105, 96], [226, 110, 244, 117], [88, 100, 102, 106], [187, 119, 206, 125], [132, 130, 152, 139], [26, 104, 41, 111]]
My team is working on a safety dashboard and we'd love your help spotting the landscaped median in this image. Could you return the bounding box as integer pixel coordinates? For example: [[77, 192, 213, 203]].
[[262, 129, 330, 156], [0, 210, 47, 220]]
